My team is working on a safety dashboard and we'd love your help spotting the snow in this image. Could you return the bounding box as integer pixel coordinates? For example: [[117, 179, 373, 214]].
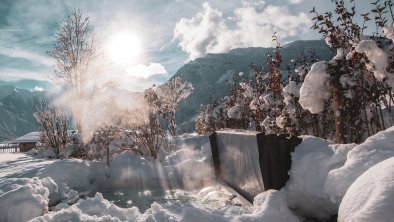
[[38, 159, 106, 192], [276, 115, 287, 129], [3, 127, 394, 221], [338, 157, 394, 222], [333, 47, 350, 60], [13, 131, 40, 143], [283, 81, 300, 98], [324, 127, 394, 206], [0, 153, 54, 180], [285, 127, 394, 219], [383, 23, 394, 42], [227, 105, 246, 119], [28, 148, 57, 158], [284, 136, 355, 219], [355, 40, 388, 80], [32, 188, 299, 222], [0, 177, 49, 222], [299, 61, 331, 114]]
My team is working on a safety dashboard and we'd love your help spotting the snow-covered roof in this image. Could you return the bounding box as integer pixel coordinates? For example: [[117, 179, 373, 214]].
[[13, 132, 40, 143]]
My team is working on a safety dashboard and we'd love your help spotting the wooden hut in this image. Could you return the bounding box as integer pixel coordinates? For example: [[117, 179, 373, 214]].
[[13, 132, 40, 152]]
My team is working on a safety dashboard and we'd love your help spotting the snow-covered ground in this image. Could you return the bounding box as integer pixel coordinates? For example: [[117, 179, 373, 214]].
[[0, 153, 54, 182], [1, 128, 394, 221]]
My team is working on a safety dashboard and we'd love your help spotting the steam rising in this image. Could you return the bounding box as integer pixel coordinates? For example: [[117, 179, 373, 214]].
[[53, 52, 145, 143]]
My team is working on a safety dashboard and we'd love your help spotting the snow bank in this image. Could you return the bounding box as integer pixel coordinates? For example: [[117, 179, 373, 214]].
[[180, 190, 300, 222], [324, 126, 394, 206], [27, 148, 57, 158], [299, 61, 331, 114], [31, 187, 299, 222], [30, 193, 140, 222], [0, 177, 51, 222], [38, 159, 106, 192], [285, 127, 394, 219], [338, 157, 394, 222], [284, 136, 355, 219]]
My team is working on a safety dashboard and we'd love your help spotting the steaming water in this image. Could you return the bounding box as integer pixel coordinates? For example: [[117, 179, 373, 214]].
[[100, 189, 196, 211], [99, 185, 245, 212]]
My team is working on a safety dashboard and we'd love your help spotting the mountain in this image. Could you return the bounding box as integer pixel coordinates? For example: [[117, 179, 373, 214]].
[[0, 85, 44, 142], [0, 79, 55, 92], [172, 40, 332, 133]]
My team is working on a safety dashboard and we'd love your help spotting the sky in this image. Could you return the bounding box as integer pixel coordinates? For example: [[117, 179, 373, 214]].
[[0, 0, 377, 92]]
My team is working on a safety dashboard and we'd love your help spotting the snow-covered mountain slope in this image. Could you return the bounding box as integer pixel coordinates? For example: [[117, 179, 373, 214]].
[[0, 85, 43, 142], [172, 40, 331, 133]]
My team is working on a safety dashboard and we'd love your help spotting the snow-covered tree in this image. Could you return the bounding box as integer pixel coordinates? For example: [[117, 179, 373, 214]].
[[34, 101, 68, 157], [126, 87, 163, 159], [156, 76, 194, 136], [300, 0, 394, 143], [195, 97, 223, 134]]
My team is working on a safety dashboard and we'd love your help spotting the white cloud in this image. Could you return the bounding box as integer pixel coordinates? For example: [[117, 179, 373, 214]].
[[289, 0, 303, 4], [33, 86, 44, 91], [104, 62, 169, 91], [0, 46, 53, 67], [174, 2, 311, 60], [125, 63, 168, 79], [173, 2, 227, 60], [241, 0, 266, 7]]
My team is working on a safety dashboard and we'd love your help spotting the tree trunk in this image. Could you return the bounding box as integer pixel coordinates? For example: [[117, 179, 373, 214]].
[[332, 85, 344, 143]]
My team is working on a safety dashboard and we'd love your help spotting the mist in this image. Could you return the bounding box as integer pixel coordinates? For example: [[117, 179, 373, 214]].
[[52, 51, 147, 144]]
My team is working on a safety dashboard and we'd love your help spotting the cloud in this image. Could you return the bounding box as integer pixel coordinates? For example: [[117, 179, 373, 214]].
[[112, 63, 169, 91], [289, 0, 303, 4], [89, 61, 169, 92], [125, 63, 168, 79], [174, 2, 311, 60], [0, 46, 53, 67], [33, 86, 44, 91], [241, 0, 266, 7], [174, 2, 227, 60]]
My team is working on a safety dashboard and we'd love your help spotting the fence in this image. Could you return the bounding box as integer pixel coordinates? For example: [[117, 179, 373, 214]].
[[0, 145, 20, 153]]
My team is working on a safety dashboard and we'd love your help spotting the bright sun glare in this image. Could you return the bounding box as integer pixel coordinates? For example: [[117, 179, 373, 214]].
[[107, 31, 142, 66]]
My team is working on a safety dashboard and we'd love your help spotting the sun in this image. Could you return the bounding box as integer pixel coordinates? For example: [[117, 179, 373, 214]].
[[106, 31, 142, 66]]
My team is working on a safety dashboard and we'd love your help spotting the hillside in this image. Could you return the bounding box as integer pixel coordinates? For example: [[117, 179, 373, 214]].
[[0, 85, 43, 141]]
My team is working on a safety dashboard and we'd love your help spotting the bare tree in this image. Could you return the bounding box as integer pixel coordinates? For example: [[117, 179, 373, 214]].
[[48, 9, 94, 141], [156, 76, 194, 136], [34, 101, 68, 157]]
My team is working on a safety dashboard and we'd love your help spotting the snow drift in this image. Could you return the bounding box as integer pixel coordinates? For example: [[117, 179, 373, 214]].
[[338, 157, 394, 222], [285, 126, 394, 219]]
